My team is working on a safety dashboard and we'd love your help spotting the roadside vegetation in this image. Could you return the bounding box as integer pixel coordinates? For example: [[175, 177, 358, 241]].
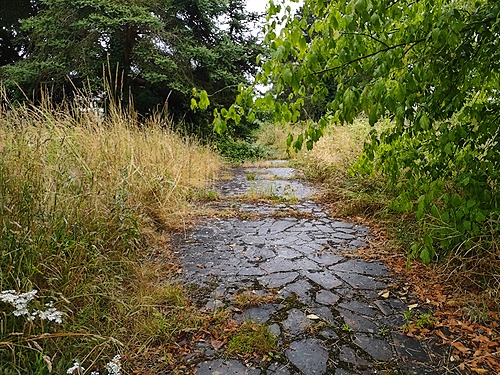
[[255, 118, 500, 372], [0, 91, 227, 373]]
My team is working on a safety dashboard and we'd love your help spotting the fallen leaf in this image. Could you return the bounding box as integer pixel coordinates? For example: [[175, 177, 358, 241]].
[[211, 339, 225, 350], [307, 314, 321, 320], [381, 291, 390, 298], [451, 341, 470, 354], [470, 368, 488, 374], [408, 303, 419, 310], [196, 264, 205, 268], [435, 330, 447, 341]]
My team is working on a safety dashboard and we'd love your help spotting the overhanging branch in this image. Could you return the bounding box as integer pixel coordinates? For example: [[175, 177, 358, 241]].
[[312, 38, 426, 76]]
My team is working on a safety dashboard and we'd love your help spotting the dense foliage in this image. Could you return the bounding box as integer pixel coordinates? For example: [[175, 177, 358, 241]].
[[214, 0, 499, 262], [0, 0, 263, 136]]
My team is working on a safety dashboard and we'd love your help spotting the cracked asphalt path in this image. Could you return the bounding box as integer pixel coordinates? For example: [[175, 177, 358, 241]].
[[173, 161, 460, 375]]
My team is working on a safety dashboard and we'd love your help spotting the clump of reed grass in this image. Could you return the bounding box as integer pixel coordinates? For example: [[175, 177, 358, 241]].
[[0, 88, 221, 373]]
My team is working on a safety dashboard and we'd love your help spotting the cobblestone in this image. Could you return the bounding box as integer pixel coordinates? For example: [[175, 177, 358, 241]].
[[171, 162, 461, 374]]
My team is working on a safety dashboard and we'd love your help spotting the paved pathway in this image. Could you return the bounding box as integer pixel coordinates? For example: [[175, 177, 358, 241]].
[[173, 161, 460, 374]]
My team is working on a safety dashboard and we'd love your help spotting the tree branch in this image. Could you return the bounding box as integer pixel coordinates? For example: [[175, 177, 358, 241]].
[[340, 32, 390, 48], [312, 38, 425, 76]]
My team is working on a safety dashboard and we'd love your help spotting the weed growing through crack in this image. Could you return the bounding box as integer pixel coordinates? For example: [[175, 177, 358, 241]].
[[415, 312, 435, 329], [342, 323, 353, 332], [402, 309, 435, 331], [246, 171, 257, 181], [232, 290, 277, 309], [402, 309, 413, 331], [378, 327, 391, 337], [245, 182, 298, 203], [226, 322, 277, 357]]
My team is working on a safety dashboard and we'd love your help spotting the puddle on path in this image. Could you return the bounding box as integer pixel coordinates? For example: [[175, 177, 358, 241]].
[[173, 161, 460, 375], [216, 164, 313, 199]]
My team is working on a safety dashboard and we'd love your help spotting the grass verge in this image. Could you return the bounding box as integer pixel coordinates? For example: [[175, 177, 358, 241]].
[[0, 92, 223, 373]]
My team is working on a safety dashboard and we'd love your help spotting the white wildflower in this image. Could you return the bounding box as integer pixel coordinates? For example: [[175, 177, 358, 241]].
[[105, 355, 122, 375], [34, 301, 64, 323], [67, 361, 85, 374], [0, 289, 63, 323], [0, 289, 38, 318]]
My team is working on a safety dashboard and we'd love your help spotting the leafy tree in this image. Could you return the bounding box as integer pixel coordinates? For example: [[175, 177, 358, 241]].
[[214, 0, 500, 262], [0, 0, 263, 136]]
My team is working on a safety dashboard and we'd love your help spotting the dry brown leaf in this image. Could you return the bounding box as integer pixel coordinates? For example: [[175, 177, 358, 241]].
[[435, 329, 448, 341], [470, 368, 488, 374], [485, 356, 499, 367], [451, 341, 470, 354], [211, 339, 225, 350]]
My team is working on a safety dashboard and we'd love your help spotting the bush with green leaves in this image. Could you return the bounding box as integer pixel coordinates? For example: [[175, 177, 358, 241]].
[[205, 0, 499, 264], [215, 136, 271, 162]]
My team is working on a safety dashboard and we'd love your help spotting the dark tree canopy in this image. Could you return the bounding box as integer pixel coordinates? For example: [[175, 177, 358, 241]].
[[0, 0, 263, 135], [0, 0, 39, 66]]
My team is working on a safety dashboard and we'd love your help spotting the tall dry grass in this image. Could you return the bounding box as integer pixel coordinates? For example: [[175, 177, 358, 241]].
[[0, 92, 221, 373]]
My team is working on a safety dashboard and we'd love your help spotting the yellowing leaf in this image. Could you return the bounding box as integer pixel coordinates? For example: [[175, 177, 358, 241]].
[[470, 368, 488, 374]]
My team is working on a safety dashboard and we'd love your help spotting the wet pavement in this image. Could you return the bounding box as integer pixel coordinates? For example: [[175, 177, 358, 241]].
[[173, 161, 459, 374]]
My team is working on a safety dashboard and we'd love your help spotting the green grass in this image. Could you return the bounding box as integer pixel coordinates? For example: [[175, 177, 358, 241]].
[[226, 322, 277, 357], [246, 171, 257, 181]]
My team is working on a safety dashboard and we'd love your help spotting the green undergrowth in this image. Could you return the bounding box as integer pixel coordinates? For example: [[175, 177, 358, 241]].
[[215, 135, 271, 163], [0, 90, 223, 373]]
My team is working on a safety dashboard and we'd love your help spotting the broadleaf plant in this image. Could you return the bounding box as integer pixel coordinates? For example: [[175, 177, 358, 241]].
[[211, 0, 500, 263]]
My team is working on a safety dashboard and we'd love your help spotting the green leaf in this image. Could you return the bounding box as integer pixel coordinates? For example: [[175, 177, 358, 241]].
[[420, 246, 433, 264], [213, 117, 227, 135], [198, 90, 210, 110], [475, 211, 487, 222], [419, 113, 430, 130], [354, 0, 367, 14], [286, 133, 294, 148], [190, 98, 198, 111], [294, 134, 304, 151]]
